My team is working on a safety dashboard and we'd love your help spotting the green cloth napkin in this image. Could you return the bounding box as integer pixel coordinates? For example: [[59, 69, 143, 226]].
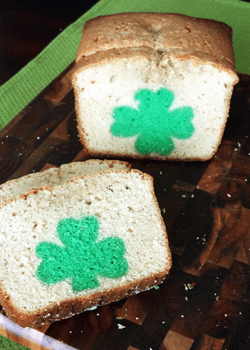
[[0, 334, 29, 350], [0, 0, 249, 131]]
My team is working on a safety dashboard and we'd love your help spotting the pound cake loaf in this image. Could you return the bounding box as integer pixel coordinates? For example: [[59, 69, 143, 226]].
[[0, 159, 130, 206], [72, 12, 239, 161], [0, 169, 171, 328]]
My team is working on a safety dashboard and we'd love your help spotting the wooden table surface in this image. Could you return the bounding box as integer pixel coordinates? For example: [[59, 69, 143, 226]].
[[0, 62, 250, 350]]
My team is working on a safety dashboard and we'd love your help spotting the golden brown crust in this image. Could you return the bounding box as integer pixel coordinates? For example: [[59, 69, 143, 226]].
[[76, 12, 238, 78], [81, 145, 214, 162], [0, 169, 172, 328], [100, 159, 131, 170], [0, 269, 170, 328]]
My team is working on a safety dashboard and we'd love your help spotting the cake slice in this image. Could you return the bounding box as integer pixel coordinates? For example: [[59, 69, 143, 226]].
[[0, 169, 171, 328], [0, 159, 131, 206], [72, 12, 239, 161]]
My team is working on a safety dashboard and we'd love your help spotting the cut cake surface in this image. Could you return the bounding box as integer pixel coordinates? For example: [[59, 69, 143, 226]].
[[72, 13, 239, 161], [0, 169, 171, 328]]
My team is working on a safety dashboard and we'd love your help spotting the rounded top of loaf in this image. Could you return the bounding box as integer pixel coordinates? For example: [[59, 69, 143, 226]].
[[75, 12, 237, 78]]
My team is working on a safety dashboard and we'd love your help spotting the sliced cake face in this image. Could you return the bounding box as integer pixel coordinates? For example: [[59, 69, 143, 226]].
[[73, 48, 237, 161], [59, 159, 130, 183], [0, 160, 130, 206], [0, 170, 171, 326], [76, 13, 236, 73], [0, 168, 60, 205]]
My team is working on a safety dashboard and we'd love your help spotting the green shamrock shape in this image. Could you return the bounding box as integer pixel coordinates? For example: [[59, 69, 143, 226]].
[[35, 216, 128, 292], [110, 88, 195, 155]]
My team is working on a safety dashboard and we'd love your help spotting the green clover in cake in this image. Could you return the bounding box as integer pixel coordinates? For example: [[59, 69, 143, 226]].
[[110, 88, 195, 155], [35, 216, 128, 292]]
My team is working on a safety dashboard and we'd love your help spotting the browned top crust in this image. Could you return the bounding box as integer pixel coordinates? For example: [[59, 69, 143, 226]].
[[76, 12, 238, 78]]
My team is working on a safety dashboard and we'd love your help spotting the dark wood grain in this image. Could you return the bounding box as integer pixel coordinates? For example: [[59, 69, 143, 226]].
[[0, 68, 250, 350]]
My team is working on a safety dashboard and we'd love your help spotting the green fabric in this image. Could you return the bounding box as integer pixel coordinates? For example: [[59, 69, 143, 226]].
[[0, 334, 29, 350], [0, 0, 249, 130], [110, 88, 195, 155]]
